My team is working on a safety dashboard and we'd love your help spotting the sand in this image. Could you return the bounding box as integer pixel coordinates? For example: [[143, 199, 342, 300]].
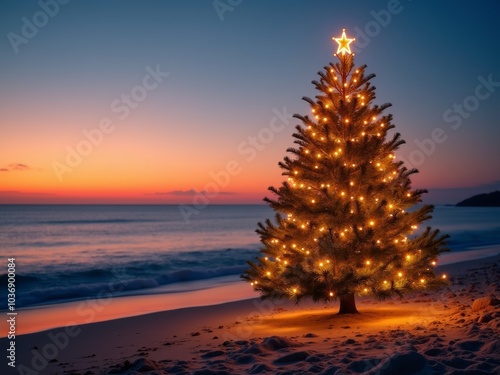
[[2, 254, 499, 375]]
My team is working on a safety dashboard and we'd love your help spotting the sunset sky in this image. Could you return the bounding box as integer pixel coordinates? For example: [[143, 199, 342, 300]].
[[1, 1, 499, 204]]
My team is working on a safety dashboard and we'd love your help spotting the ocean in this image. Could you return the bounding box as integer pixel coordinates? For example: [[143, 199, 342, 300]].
[[0, 204, 499, 310]]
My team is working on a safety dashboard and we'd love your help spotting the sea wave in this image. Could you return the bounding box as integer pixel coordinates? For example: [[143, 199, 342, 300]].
[[446, 227, 500, 250], [0, 247, 259, 309], [6, 265, 247, 307]]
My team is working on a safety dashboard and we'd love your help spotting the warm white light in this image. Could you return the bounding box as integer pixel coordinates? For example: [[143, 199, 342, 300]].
[[332, 29, 355, 55]]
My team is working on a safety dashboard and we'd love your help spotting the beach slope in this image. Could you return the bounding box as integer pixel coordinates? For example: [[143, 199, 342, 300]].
[[3, 255, 499, 375]]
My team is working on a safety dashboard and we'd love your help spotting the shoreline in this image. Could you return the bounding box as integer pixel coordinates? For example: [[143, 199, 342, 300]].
[[2, 247, 499, 338], [2, 254, 499, 374]]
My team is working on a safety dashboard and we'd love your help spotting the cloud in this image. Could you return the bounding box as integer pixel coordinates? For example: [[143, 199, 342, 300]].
[[0, 163, 32, 172], [146, 189, 236, 196], [10, 163, 30, 170]]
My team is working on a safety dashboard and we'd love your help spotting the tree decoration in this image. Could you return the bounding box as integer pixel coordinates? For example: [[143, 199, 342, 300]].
[[242, 29, 450, 314]]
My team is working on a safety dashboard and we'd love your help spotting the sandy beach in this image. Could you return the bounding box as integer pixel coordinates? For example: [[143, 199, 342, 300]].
[[3, 254, 499, 375]]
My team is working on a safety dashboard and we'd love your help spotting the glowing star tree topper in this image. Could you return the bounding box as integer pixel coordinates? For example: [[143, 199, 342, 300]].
[[333, 28, 355, 55], [242, 30, 450, 315]]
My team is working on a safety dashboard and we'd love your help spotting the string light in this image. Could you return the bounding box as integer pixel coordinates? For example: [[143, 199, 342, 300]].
[[244, 30, 449, 311]]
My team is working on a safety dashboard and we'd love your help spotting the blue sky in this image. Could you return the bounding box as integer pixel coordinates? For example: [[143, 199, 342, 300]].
[[1, 0, 499, 204]]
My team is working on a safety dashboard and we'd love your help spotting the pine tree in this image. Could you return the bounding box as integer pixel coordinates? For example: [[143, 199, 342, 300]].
[[242, 30, 450, 314]]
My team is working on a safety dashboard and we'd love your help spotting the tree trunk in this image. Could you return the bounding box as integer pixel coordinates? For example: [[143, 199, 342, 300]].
[[338, 293, 359, 314]]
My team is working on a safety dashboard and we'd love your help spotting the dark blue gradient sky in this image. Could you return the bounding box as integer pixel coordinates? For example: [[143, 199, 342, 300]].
[[1, 0, 499, 204]]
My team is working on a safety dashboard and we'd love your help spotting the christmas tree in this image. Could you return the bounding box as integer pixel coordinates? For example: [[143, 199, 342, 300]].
[[242, 30, 450, 314]]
